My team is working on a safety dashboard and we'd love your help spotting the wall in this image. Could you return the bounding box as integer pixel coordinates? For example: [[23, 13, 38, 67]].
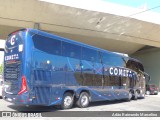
[[132, 48, 160, 89], [0, 40, 5, 49]]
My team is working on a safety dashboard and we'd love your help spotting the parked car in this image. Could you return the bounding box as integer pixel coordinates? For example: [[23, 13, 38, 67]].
[[146, 84, 159, 95]]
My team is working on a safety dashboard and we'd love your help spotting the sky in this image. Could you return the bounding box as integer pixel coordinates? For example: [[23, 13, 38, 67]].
[[105, 0, 160, 12], [41, 0, 160, 13]]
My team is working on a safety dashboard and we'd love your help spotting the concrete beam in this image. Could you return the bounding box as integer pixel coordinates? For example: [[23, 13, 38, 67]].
[[0, 0, 160, 54]]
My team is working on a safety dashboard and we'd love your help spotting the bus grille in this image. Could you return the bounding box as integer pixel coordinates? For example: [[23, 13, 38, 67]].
[[4, 63, 20, 80], [32, 87, 51, 105]]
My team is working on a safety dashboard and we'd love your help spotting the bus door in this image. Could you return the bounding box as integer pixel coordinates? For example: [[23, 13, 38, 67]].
[[129, 72, 137, 89], [115, 71, 128, 99], [109, 57, 129, 100]]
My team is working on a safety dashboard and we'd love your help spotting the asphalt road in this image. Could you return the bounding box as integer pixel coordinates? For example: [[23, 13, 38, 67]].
[[0, 93, 160, 113]]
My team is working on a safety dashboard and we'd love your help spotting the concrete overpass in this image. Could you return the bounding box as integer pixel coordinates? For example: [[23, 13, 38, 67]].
[[0, 0, 160, 87], [1, 0, 160, 54]]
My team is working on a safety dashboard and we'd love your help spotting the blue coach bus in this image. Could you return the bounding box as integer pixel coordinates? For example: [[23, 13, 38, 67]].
[[2, 28, 147, 109]]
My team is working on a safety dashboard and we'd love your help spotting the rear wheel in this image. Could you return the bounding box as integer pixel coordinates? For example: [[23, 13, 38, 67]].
[[76, 92, 90, 108], [61, 92, 74, 109]]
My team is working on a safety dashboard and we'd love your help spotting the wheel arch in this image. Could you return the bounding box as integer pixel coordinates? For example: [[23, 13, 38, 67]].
[[63, 90, 75, 96]]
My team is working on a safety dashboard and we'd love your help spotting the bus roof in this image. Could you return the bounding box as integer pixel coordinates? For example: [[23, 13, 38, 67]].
[[28, 28, 126, 56], [10, 28, 143, 65]]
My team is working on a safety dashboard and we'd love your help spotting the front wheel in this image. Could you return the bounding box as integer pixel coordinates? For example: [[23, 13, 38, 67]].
[[126, 91, 132, 101], [61, 92, 74, 109], [76, 92, 90, 108]]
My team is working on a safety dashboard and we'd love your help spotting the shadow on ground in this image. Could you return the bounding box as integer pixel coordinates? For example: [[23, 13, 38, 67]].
[[7, 98, 145, 112]]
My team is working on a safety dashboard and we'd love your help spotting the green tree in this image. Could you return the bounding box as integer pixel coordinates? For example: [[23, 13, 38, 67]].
[[0, 64, 3, 74]]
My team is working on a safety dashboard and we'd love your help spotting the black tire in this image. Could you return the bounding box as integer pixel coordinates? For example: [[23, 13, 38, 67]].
[[133, 91, 138, 100], [61, 92, 74, 109], [154, 93, 158, 95], [76, 92, 90, 108]]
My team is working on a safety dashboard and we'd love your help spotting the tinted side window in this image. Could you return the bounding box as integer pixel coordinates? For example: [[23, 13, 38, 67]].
[[62, 42, 81, 59], [102, 52, 109, 65], [82, 47, 99, 62], [113, 55, 125, 67], [32, 34, 61, 55], [102, 52, 125, 67]]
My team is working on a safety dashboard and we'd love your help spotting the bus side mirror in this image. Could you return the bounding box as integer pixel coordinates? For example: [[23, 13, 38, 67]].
[[149, 76, 151, 81]]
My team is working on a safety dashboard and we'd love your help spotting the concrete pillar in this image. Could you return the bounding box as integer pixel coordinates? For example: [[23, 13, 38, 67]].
[[0, 40, 4, 64], [0, 40, 5, 50]]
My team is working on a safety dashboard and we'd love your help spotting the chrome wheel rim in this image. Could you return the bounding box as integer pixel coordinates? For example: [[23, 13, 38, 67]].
[[129, 92, 132, 100], [64, 96, 72, 107], [81, 95, 88, 106]]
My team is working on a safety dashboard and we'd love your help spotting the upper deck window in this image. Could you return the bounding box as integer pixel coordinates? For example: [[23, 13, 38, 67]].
[[62, 42, 81, 59], [102, 52, 126, 67], [32, 34, 61, 55], [82, 47, 99, 63]]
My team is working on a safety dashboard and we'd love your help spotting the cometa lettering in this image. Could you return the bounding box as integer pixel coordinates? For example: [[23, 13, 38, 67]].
[[109, 67, 133, 78]]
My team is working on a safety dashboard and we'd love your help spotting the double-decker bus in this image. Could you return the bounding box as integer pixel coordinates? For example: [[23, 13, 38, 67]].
[[2, 28, 147, 109]]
